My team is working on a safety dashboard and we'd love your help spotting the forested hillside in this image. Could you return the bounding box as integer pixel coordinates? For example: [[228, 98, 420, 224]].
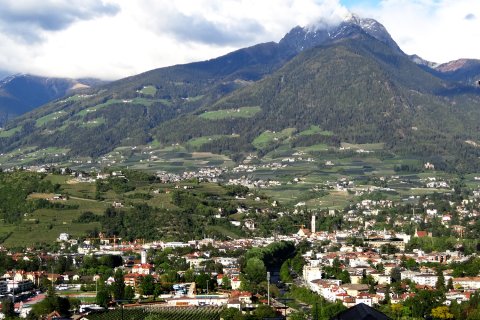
[[0, 19, 479, 172]]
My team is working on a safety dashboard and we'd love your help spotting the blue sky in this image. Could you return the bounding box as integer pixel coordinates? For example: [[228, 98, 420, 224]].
[[341, 0, 380, 8], [0, 0, 478, 79]]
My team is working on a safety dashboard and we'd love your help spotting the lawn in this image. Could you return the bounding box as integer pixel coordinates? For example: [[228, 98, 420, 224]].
[[253, 128, 295, 149], [186, 135, 239, 148], [35, 111, 67, 127], [199, 106, 261, 120], [205, 225, 242, 239], [81, 117, 106, 128], [0, 126, 21, 138], [299, 125, 334, 136], [76, 99, 124, 117], [138, 85, 157, 96]]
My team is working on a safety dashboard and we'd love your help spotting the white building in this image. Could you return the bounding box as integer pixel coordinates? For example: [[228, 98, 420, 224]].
[[412, 274, 438, 286], [303, 265, 322, 286], [58, 233, 70, 241], [452, 277, 480, 290]]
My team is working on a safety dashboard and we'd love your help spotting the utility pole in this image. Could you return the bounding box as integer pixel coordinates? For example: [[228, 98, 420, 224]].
[[267, 272, 270, 306], [12, 271, 15, 306]]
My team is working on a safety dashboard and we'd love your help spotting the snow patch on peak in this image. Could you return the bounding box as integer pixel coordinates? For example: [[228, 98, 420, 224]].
[[304, 10, 352, 33]]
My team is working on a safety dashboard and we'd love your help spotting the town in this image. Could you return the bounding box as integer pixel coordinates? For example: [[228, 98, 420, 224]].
[[0, 164, 479, 320]]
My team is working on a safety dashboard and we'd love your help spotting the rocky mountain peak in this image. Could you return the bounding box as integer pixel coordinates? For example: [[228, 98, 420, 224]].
[[279, 13, 403, 55]]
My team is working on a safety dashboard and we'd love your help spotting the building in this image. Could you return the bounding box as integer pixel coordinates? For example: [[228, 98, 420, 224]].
[[452, 277, 480, 290], [7, 279, 34, 293], [165, 294, 229, 307], [0, 279, 7, 295], [303, 265, 322, 286], [57, 233, 70, 241], [412, 274, 438, 287], [131, 263, 154, 275]]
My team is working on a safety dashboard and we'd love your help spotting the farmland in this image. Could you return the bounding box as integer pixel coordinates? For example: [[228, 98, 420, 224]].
[[199, 106, 261, 120]]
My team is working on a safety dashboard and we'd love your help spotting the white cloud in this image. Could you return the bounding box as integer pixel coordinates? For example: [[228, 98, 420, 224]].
[[354, 0, 480, 63], [0, 0, 353, 79], [0, 0, 478, 80]]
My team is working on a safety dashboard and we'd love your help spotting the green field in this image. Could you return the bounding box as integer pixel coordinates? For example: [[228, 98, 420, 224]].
[[76, 99, 124, 116], [81, 117, 106, 128], [199, 106, 261, 120], [138, 85, 157, 96], [186, 135, 239, 148], [252, 128, 295, 149], [35, 111, 67, 127], [299, 125, 334, 136], [0, 126, 21, 138]]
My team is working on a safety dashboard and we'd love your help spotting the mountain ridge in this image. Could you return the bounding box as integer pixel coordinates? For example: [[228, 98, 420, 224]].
[[0, 74, 105, 127], [1, 16, 480, 171]]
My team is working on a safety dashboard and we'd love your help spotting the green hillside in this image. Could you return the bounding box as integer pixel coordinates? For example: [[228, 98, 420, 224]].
[[155, 35, 480, 171], [0, 30, 480, 172]]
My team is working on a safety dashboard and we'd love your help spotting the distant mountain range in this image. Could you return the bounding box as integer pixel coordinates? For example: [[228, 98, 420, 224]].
[[0, 74, 106, 126], [1, 14, 480, 171]]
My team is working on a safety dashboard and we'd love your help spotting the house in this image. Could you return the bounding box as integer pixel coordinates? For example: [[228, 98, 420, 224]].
[[412, 273, 438, 287], [244, 219, 255, 230], [303, 265, 322, 285], [341, 284, 369, 297], [414, 228, 432, 238], [112, 201, 123, 208], [231, 277, 241, 290], [124, 273, 143, 287], [131, 263, 154, 275], [297, 228, 312, 238], [355, 293, 373, 307], [57, 233, 70, 242], [452, 277, 480, 290]]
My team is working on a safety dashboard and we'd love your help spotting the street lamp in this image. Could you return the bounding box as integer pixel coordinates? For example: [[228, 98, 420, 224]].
[[267, 272, 270, 306]]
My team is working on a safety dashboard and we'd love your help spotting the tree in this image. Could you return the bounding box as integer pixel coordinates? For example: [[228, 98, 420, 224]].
[[222, 275, 232, 290], [254, 304, 276, 320], [404, 289, 444, 318], [96, 286, 111, 308], [446, 277, 454, 291], [436, 268, 446, 292], [31, 296, 70, 317], [111, 269, 125, 301], [390, 303, 403, 320], [220, 307, 244, 320], [390, 267, 402, 283], [280, 260, 293, 282], [184, 268, 195, 283], [124, 286, 135, 301], [47, 282, 56, 298], [139, 275, 155, 296], [383, 284, 391, 304], [1, 298, 15, 318], [243, 258, 267, 284], [431, 306, 454, 319]]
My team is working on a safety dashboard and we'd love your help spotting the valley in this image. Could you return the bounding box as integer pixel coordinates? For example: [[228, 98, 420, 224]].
[[1, 12, 480, 320]]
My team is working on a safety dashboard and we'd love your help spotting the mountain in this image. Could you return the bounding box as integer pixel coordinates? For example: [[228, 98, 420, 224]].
[[0, 74, 103, 126], [0, 70, 9, 81], [408, 54, 438, 68], [1, 15, 480, 171], [279, 13, 403, 55], [434, 59, 480, 85], [155, 33, 480, 170]]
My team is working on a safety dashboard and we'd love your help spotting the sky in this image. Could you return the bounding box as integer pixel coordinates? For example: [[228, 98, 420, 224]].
[[0, 0, 478, 80]]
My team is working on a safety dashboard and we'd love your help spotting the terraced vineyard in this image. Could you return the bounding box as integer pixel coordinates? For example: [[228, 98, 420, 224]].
[[86, 306, 222, 320]]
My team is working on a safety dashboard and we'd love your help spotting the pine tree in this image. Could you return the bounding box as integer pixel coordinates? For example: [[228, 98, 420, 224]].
[[111, 269, 125, 301], [436, 268, 446, 292], [446, 277, 454, 291]]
